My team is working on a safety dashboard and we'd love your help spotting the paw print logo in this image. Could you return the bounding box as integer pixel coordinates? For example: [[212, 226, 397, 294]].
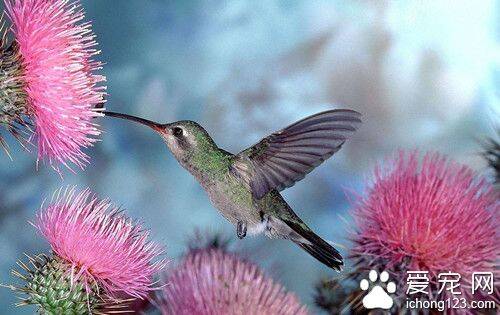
[[360, 270, 396, 310]]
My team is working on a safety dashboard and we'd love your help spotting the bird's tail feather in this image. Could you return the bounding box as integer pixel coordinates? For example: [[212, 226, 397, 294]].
[[294, 239, 343, 271], [286, 221, 343, 271]]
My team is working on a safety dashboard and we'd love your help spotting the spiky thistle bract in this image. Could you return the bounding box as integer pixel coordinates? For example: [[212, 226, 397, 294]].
[[9, 254, 119, 314]]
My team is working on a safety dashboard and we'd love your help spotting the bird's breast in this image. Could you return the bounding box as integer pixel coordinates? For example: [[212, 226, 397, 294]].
[[200, 173, 260, 226]]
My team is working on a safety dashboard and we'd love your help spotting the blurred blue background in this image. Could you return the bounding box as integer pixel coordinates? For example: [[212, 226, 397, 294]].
[[0, 1, 498, 313]]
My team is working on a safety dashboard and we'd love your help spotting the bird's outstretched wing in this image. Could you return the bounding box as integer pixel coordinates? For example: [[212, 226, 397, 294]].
[[232, 109, 362, 199]]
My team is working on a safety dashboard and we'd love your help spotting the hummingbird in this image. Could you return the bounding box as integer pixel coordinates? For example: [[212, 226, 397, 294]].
[[104, 109, 361, 271]]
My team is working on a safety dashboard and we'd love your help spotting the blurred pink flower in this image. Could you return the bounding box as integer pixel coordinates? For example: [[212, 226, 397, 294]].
[[36, 187, 166, 299], [160, 248, 308, 315], [4, 0, 106, 171], [350, 151, 499, 302]]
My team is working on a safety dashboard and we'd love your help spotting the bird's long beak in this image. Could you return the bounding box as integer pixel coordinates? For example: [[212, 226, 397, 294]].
[[103, 111, 166, 133]]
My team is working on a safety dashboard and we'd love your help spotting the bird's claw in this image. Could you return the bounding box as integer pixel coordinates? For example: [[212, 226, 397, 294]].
[[237, 221, 247, 239]]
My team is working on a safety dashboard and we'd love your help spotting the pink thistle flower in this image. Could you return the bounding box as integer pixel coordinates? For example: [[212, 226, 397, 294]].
[[3, 0, 106, 171], [350, 151, 499, 307], [36, 187, 166, 299], [160, 248, 308, 315]]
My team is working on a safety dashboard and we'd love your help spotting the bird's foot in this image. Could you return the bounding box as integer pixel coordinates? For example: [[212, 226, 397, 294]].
[[237, 221, 247, 239]]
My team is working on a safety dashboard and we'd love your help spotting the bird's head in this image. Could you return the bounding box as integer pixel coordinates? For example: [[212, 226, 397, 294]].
[[105, 111, 216, 165]]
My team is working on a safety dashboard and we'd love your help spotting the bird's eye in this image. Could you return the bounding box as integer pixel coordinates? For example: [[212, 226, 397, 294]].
[[172, 127, 183, 137]]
